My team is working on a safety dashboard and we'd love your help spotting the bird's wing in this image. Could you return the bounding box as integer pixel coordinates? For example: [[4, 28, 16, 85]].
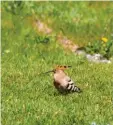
[[60, 76, 74, 88], [65, 76, 74, 83]]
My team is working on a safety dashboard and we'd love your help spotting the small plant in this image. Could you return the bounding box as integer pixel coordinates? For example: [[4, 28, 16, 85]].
[[35, 36, 50, 44], [85, 37, 113, 59], [3, 1, 24, 14]]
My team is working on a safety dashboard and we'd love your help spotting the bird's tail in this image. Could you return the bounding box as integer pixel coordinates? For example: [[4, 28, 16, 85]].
[[66, 83, 82, 93], [72, 85, 82, 93]]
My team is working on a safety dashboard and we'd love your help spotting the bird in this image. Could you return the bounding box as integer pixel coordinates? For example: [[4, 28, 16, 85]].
[[44, 65, 82, 93]]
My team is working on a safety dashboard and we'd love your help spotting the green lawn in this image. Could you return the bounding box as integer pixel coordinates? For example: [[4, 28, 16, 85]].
[[1, 1, 113, 125]]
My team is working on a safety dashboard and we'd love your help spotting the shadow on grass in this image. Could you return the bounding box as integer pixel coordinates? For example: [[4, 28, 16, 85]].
[[53, 90, 83, 96]]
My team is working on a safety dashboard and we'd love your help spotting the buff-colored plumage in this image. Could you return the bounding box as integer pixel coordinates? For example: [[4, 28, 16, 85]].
[[45, 66, 81, 93]]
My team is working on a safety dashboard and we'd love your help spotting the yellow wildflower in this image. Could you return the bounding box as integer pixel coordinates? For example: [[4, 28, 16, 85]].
[[101, 37, 108, 43]]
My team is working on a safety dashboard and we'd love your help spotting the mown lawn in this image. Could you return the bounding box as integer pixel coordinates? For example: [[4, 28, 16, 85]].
[[1, 1, 113, 125]]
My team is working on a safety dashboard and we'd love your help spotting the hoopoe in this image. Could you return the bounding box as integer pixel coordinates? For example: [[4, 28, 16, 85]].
[[45, 66, 81, 93]]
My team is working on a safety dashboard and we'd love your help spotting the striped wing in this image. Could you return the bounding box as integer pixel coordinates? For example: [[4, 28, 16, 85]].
[[64, 76, 81, 92]]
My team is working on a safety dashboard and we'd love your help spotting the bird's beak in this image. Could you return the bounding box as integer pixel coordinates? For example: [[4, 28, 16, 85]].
[[44, 70, 54, 74]]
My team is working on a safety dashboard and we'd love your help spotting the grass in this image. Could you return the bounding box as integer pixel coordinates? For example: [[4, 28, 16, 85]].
[[1, 1, 113, 125], [32, 1, 113, 46]]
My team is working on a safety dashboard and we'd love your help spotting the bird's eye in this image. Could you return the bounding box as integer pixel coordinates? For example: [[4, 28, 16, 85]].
[[53, 69, 56, 73]]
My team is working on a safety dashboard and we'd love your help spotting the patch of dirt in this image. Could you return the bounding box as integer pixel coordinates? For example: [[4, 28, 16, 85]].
[[33, 19, 112, 64], [34, 20, 79, 52], [35, 20, 52, 35], [57, 35, 79, 52]]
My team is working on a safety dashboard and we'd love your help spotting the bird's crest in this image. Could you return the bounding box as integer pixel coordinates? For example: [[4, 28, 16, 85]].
[[55, 65, 71, 70], [43, 65, 71, 74]]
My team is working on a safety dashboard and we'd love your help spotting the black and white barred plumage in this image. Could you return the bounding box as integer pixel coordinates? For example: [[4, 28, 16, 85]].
[[66, 79, 81, 92], [53, 69, 81, 93]]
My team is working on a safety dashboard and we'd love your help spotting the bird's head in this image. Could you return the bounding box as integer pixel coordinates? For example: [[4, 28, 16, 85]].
[[44, 65, 71, 74]]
